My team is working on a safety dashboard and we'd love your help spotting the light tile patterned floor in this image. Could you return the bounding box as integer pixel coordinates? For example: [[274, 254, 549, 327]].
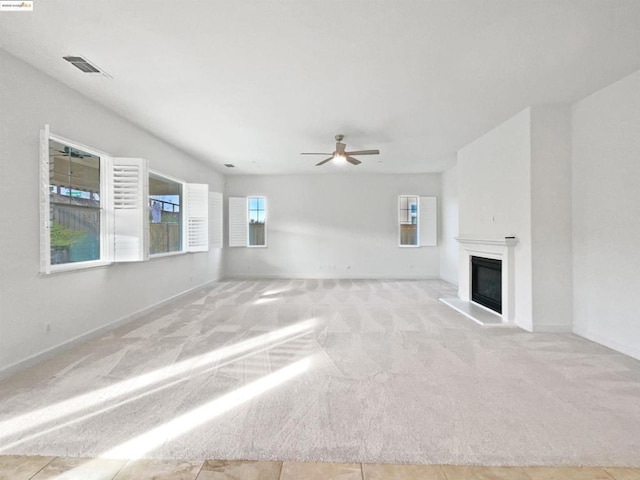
[[1, 456, 639, 480]]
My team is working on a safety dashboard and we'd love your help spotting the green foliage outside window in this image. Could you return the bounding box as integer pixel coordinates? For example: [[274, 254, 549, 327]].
[[50, 219, 86, 248]]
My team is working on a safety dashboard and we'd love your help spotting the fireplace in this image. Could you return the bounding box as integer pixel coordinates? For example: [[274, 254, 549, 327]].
[[445, 236, 517, 325], [471, 256, 502, 314]]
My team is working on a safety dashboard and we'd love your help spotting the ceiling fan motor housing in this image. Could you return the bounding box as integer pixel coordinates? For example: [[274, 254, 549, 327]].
[[301, 134, 379, 166]]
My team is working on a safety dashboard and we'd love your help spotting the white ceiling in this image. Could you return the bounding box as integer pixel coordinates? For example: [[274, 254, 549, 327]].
[[2, 1, 640, 175]]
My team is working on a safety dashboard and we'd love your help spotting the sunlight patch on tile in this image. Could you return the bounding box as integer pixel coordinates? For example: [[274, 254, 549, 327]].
[[0, 455, 53, 480], [30, 457, 126, 480]]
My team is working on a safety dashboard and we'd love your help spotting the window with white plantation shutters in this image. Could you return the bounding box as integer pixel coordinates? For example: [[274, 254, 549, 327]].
[[399, 195, 419, 246], [186, 183, 209, 252], [419, 196, 437, 247], [229, 197, 248, 247], [113, 158, 149, 262], [40, 128, 213, 272], [209, 192, 223, 249], [42, 129, 111, 272]]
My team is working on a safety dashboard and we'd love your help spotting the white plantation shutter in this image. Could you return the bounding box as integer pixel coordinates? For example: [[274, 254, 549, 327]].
[[419, 196, 437, 247], [112, 158, 149, 262], [209, 192, 223, 249], [229, 197, 248, 247], [186, 183, 209, 252], [39, 125, 51, 274]]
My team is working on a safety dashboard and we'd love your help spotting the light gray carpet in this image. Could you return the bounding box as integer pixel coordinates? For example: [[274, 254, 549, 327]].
[[0, 279, 639, 466]]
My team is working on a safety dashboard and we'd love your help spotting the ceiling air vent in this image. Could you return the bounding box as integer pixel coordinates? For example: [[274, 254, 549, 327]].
[[224, 164, 235, 168], [63, 56, 111, 77]]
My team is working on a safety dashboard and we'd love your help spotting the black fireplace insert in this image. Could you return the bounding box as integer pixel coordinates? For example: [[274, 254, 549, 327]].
[[471, 256, 502, 314]]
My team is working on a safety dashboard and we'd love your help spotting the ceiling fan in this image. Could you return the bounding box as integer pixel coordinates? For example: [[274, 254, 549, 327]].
[[301, 134, 380, 166]]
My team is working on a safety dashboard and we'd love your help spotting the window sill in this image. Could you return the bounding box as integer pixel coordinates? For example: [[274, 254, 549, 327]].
[[150, 251, 186, 259], [46, 260, 112, 275]]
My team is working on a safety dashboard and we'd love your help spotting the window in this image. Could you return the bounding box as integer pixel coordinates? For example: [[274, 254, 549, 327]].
[[228, 196, 267, 247], [48, 138, 102, 265], [41, 135, 150, 272], [248, 196, 266, 247], [149, 173, 182, 255], [40, 135, 110, 272], [398, 195, 438, 247], [40, 125, 211, 274], [147, 175, 209, 256], [399, 195, 418, 246]]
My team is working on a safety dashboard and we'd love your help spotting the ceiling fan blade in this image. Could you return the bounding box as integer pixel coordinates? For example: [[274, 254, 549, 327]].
[[301, 152, 332, 155], [346, 156, 362, 165], [344, 149, 380, 155], [315, 157, 334, 166]]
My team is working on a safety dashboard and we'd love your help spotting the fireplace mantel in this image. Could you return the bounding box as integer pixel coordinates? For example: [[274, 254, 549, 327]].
[[446, 235, 519, 325], [455, 236, 519, 247]]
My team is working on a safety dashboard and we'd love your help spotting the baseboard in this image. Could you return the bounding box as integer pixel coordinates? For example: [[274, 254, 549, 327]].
[[439, 274, 458, 286], [532, 324, 573, 333], [573, 325, 640, 361], [222, 274, 442, 280], [0, 279, 220, 381]]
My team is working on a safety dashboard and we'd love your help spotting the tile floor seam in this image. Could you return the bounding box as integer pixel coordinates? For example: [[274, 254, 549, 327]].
[[520, 467, 534, 480], [192, 459, 205, 480], [26, 456, 55, 480], [603, 468, 619, 480], [110, 457, 129, 480]]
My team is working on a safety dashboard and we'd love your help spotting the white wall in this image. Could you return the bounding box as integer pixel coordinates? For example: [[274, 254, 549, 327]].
[[456, 106, 574, 332], [223, 174, 441, 278], [572, 69, 640, 360], [0, 51, 224, 374], [440, 164, 458, 285], [457, 109, 533, 330], [530, 106, 573, 331]]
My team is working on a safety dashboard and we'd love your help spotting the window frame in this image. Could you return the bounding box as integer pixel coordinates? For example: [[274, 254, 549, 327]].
[[147, 172, 209, 256], [41, 126, 210, 274], [398, 194, 420, 248], [42, 130, 112, 274], [247, 196, 267, 248], [397, 195, 438, 248], [228, 196, 268, 248], [148, 169, 185, 258]]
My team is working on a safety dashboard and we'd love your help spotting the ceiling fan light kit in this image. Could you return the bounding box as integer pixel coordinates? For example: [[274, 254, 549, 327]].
[[301, 134, 380, 166]]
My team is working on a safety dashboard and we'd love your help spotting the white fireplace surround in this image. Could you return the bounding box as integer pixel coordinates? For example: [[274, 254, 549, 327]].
[[456, 236, 518, 324]]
